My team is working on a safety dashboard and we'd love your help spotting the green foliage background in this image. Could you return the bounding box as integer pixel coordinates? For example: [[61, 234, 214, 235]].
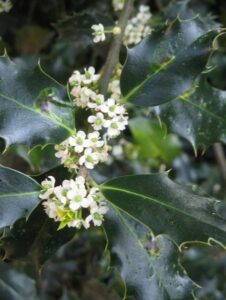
[[1, 0, 226, 299]]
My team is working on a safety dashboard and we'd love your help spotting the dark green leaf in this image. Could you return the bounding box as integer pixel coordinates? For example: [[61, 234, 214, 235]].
[[10, 144, 59, 174], [0, 55, 74, 149], [55, 11, 113, 45], [0, 166, 40, 229], [104, 206, 196, 300], [158, 77, 226, 148], [164, 0, 219, 26], [0, 262, 38, 300], [121, 17, 219, 106], [101, 174, 226, 244], [0, 205, 76, 265]]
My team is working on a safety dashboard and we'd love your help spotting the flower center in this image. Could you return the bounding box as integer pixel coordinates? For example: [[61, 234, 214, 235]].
[[93, 212, 102, 220], [74, 195, 82, 202], [109, 105, 116, 112], [76, 137, 83, 145], [95, 118, 102, 125], [85, 71, 91, 79], [96, 98, 102, 105], [111, 122, 118, 129], [86, 155, 94, 163]]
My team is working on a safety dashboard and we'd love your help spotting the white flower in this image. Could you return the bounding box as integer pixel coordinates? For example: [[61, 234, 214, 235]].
[[43, 200, 59, 221], [68, 131, 89, 153], [87, 94, 105, 110], [54, 186, 67, 205], [87, 131, 104, 148], [91, 23, 105, 43], [88, 112, 105, 131], [0, 0, 12, 13], [100, 98, 125, 117], [82, 67, 100, 85], [85, 202, 108, 226], [75, 176, 86, 188], [104, 115, 128, 138], [67, 219, 83, 229], [71, 86, 96, 108], [40, 176, 55, 199], [143, 25, 152, 37], [124, 5, 152, 46], [69, 70, 82, 86], [70, 85, 81, 97], [81, 196, 95, 208], [98, 144, 110, 162], [108, 79, 121, 100], [67, 181, 87, 210], [112, 144, 124, 159], [55, 140, 69, 163], [112, 0, 124, 11], [54, 179, 72, 205], [79, 148, 100, 169]]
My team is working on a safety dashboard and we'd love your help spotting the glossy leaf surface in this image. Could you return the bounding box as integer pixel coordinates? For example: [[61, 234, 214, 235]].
[[104, 206, 195, 300], [0, 55, 74, 149], [101, 174, 226, 245], [0, 166, 40, 228], [121, 17, 218, 106], [158, 77, 226, 148], [0, 262, 38, 300]]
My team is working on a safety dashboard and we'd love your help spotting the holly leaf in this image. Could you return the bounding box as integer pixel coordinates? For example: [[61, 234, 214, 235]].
[[101, 174, 226, 245], [0, 165, 40, 229], [129, 117, 181, 164], [55, 11, 113, 45], [164, 0, 219, 26], [0, 262, 38, 300], [121, 17, 219, 106], [158, 77, 226, 149], [0, 55, 74, 149], [0, 205, 76, 265], [104, 206, 196, 300]]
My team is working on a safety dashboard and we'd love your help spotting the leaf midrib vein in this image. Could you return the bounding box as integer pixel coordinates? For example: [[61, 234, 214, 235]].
[[0, 92, 74, 134], [0, 191, 40, 198], [185, 99, 226, 124], [109, 203, 182, 299], [102, 185, 217, 228]]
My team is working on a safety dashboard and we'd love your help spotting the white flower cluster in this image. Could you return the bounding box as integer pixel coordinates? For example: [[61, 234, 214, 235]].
[[40, 67, 127, 229], [108, 79, 121, 101], [0, 0, 12, 13], [91, 24, 106, 43], [112, 0, 124, 11], [40, 176, 108, 229], [69, 66, 128, 139], [124, 5, 152, 46], [55, 130, 109, 171]]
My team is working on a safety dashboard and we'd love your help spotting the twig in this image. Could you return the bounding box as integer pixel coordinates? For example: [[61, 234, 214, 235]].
[[99, 0, 134, 96], [155, 0, 164, 11], [213, 143, 226, 186]]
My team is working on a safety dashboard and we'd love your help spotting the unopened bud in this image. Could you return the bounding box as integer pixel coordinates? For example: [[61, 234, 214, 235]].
[[112, 26, 121, 35]]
